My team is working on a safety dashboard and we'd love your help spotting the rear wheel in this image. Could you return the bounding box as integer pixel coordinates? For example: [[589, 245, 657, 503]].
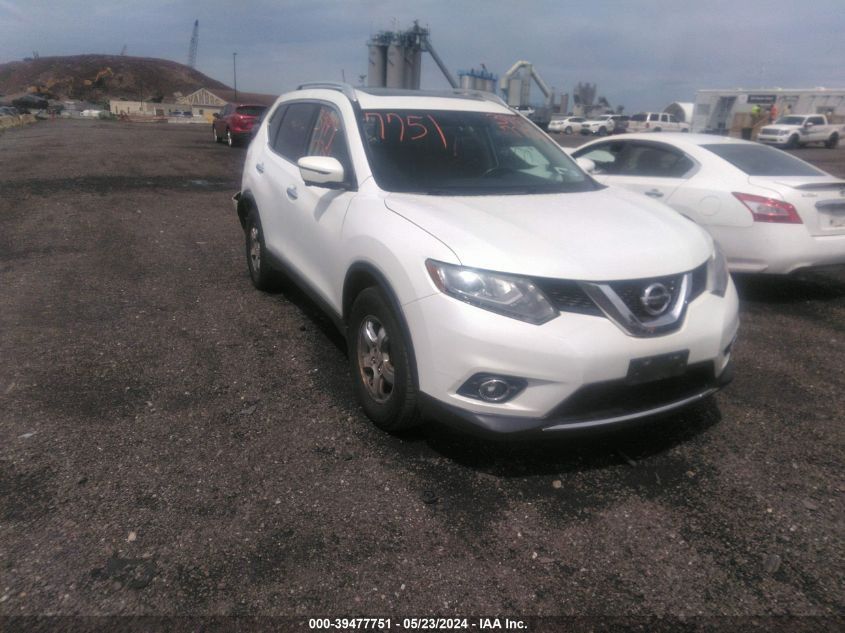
[[348, 288, 421, 433], [825, 133, 839, 149], [244, 209, 281, 291]]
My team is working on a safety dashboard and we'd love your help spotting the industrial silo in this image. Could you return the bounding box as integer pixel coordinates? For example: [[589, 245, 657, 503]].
[[367, 42, 387, 87], [386, 38, 405, 88]]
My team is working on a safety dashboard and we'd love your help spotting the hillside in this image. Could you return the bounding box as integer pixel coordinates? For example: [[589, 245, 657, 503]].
[[0, 54, 230, 103]]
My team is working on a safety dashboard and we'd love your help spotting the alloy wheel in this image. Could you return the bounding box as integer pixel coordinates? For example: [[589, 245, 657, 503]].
[[357, 316, 395, 403]]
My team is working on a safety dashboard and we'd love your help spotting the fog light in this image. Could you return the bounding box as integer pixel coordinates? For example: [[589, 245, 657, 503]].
[[457, 374, 527, 403], [479, 378, 510, 402]]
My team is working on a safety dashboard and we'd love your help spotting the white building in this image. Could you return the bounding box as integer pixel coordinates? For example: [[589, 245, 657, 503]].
[[692, 88, 845, 135]]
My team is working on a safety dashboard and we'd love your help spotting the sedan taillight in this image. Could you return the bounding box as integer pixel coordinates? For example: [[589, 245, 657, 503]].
[[733, 192, 802, 224]]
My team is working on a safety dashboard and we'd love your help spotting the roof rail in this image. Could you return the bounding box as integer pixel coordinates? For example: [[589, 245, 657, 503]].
[[296, 82, 358, 102]]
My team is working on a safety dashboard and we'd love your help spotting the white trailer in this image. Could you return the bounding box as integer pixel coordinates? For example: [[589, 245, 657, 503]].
[[692, 88, 845, 135]]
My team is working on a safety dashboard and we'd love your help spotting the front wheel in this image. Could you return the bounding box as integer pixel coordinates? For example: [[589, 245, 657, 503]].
[[787, 134, 800, 149], [564, 126, 572, 135], [226, 129, 236, 148], [348, 288, 421, 433], [213, 126, 221, 143], [825, 133, 839, 149], [598, 127, 608, 136]]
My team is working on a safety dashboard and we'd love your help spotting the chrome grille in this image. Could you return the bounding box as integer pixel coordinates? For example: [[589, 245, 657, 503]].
[[607, 274, 683, 320]]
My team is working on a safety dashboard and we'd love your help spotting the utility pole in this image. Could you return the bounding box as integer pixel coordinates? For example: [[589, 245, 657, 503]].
[[233, 52, 238, 100], [187, 20, 199, 68]]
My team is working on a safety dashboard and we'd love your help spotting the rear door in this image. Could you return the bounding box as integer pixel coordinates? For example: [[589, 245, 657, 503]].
[[289, 104, 359, 309], [260, 101, 319, 271]]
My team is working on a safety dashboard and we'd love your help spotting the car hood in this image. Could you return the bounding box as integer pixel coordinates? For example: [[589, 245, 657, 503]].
[[384, 187, 712, 280]]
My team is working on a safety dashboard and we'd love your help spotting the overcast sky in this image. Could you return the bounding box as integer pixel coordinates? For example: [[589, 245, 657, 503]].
[[1, 0, 843, 111]]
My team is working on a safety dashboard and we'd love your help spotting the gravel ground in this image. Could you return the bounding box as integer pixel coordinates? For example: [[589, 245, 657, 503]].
[[1, 119, 843, 631]]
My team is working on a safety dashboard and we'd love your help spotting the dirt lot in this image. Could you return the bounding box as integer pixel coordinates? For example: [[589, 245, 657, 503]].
[[1, 119, 843, 631]]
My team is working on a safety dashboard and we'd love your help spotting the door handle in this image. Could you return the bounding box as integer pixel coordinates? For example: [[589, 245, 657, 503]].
[[286, 186, 298, 200], [645, 189, 664, 198], [255, 162, 264, 174]]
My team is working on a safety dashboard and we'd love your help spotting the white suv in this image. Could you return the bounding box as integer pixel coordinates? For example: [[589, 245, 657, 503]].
[[234, 83, 738, 437], [628, 112, 690, 133]]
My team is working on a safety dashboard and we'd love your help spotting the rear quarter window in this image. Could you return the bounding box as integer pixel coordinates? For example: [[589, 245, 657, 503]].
[[701, 143, 825, 176]]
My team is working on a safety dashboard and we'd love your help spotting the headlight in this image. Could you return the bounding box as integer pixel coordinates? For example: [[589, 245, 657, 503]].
[[425, 260, 558, 325], [706, 244, 730, 297]]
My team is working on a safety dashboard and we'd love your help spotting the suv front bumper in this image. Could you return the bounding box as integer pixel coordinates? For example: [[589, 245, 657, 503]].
[[404, 280, 739, 435]]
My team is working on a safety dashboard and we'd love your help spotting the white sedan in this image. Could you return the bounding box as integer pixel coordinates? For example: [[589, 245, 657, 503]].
[[572, 134, 845, 274], [548, 116, 586, 135]]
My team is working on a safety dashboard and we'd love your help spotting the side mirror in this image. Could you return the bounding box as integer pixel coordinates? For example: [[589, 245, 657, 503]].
[[575, 157, 596, 173], [803, 121, 813, 128], [298, 156, 346, 188]]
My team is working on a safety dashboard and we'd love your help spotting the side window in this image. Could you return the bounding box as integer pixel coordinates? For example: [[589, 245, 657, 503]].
[[272, 102, 317, 161], [810, 116, 825, 126], [624, 144, 694, 178], [576, 142, 620, 174], [649, 113, 660, 122], [306, 106, 351, 169], [668, 115, 678, 123]]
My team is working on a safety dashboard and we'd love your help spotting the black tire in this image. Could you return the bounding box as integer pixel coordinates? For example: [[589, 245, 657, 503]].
[[598, 127, 608, 136], [212, 125, 221, 143], [564, 126, 572, 135], [348, 287, 421, 433], [825, 133, 839, 149], [654, 127, 662, 132], [226, 129, 236, 148], [787, 134, 800, 149], [244, 209, 281, 291]]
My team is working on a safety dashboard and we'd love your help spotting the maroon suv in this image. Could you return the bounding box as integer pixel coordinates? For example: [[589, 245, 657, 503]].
[[212, 103, 268, 147]]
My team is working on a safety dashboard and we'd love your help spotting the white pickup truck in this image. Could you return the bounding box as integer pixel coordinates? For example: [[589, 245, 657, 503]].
[[757, 114, 842, 149]]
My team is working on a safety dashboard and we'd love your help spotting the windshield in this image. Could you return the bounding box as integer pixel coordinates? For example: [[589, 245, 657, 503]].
[[774, 116, 807, 126], [361, 109, 597, 195], [701, 143, 825, 177]]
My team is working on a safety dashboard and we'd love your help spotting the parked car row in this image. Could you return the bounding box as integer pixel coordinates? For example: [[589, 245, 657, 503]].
[[223, 84, 843, 442]]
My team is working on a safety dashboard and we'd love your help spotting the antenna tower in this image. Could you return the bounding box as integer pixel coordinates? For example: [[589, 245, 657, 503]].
[[187, 20, 199, 68]]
